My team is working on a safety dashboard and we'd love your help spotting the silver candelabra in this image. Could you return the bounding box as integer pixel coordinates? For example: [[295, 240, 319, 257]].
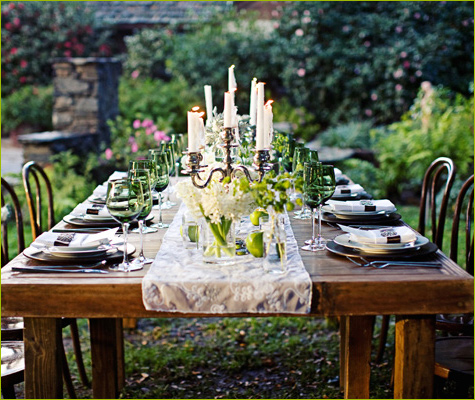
[[183, 127, 272, 189]]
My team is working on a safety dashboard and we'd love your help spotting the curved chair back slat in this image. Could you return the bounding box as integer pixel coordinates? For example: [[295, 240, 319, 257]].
[[1, 178, 25, 266], [22, 161, 55, 240], [418, 157, 456, 249], [450, 175, 474, 274]]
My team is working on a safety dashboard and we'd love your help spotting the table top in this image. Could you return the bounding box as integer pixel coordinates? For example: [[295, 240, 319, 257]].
[[2, 199, 473, 319]]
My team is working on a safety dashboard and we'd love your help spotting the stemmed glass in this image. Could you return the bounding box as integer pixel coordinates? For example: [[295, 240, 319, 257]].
[[128, 168, 156, 267], [161, 142, 177, 209], [294, 149, 319, 220], [106, 178, 144, 271], [301, 163, 336, 252], [148, 149, 170, 229], [129, 160, 158, 234]]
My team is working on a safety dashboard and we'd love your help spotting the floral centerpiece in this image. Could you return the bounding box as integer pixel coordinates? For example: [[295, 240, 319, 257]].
[[175, 168, 256, 263]]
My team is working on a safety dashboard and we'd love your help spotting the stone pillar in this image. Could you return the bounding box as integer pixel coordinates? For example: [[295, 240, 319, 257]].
[[52, 57, 121, 144]]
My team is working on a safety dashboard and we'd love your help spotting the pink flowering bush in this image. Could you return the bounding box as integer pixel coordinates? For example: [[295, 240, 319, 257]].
[[1, 1, 113, 96], [103, 116, 170, 169]]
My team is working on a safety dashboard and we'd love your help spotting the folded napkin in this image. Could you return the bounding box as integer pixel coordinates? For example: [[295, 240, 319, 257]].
[[31, 228, 118, 249], [92, 184, 108, 198], [339, 225, 417, 244], [326, 199, 396, 213], [71, 203, 111, 218], [334, 184, 364, 195], [108, 171, 127, 181]]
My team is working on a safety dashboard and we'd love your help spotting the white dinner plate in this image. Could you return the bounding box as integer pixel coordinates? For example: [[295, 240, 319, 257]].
[[48, 247, 113, 259], [333, 234, 429, 254], [322, 205, 397, 216]]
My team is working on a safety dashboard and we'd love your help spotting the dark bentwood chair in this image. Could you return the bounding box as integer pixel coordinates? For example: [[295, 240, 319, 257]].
[[22, 161, 89, 392], [375, 157, 456, 364], [434, 175, 474, 397]]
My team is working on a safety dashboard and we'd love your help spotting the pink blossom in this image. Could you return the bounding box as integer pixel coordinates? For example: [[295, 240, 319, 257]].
[[105, 148, 113, 160], [131, 69, 140, 79], [145, 127, 154, 136], [304, 10, 310, 16], [400, 51, 407, 58], [292, 11, 298, 17], [64, 41, 72, 48], [297, 68, 306, 77], [342, 25, 350, 33], [414, 12, 421, 19], [273, 22, 280, 29], [13, 17, 20, 27], [9, 3, 15, 9], [364, 109, 373, 117], [395, 26, 403, 33], [128, 136, 136, 145], [154, 131, 166, 142], [142, 119, 154, 128], [20, 60, 27, 68], [395, 84, 403, 92], [131, 142, 138, 153], [64, 50, 72, 57], [302, 16, 311, 24], [295, 28, 304, 36], [403, 60, 411, 69], [5, 22, 12, 30], [10, 47, 18, 55], [371, 93, 378, 101], [393, 69, 403, 78], [271, 10, 279, 18], [415, 70, 423, 77], [364, 41, 371, 47], [19, 76, 26, 83], [133, 119, 141, 129]]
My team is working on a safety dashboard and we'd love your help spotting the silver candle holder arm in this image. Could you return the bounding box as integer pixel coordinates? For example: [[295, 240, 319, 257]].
[[183, 127, 272, 189]]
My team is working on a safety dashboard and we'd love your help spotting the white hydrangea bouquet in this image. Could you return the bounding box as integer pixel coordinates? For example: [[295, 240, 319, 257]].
[[175, 167, 256, 262]]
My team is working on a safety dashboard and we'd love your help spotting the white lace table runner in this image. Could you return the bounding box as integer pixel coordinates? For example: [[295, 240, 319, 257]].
[[142, 204, 312, 314]]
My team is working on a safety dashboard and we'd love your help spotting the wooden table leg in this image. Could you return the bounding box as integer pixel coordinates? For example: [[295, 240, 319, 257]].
[[339, 316, 348, 392], [394, 315, 435, 399], [90, 318, 124, 399], [23, 317, 63, 399], [342, 315, 375, 399]]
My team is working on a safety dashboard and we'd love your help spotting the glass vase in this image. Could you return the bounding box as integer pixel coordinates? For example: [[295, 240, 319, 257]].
[[201, 218, 236, 264], [263, 214, 287, 274]]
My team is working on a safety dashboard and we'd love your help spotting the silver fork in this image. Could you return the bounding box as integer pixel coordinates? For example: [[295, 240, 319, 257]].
[[346, 256, 441, 269]]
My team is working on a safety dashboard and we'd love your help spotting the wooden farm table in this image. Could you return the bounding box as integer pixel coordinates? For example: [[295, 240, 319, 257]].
[[1, 203, 473, 399]]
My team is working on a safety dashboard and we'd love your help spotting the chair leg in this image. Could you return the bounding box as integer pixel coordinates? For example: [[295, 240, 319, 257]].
[[70, 319, 89, 386], [61, 340, 77, 399], [376, 315, 390, 364], [1, 384, 17, 399]]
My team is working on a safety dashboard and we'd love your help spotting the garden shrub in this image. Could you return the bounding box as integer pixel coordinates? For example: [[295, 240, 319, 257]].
[[1, 1, 112, 96], [317, 121, 377, 149], [372, 82, 474, 198], [271, 1, 474, 128], [1, 85, 53, 135], [117, 76, 201, 134]]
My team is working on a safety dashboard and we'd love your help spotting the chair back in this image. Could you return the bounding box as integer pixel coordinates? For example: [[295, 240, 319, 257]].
[[22, 161, 55, 240], [1, 178, 25, 266], [450, 175, 474, 274], [418, 157, 455, 248]]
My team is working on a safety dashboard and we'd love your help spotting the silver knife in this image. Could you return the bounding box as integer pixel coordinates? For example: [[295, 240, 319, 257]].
[[12, 266, 109, 274]]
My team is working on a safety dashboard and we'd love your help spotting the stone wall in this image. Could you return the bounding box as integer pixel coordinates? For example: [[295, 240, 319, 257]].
[[52, 57, 121, 144]]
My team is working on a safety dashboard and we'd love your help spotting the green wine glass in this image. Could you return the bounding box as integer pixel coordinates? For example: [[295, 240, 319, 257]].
[[301, 162, 325, 252], [160, 142, 177, 209], [128, 160, 158, 234], [106, 178, 144, 271], [148, 149, 170, 229], [128, 168, 156, 267], [294, 149, 319, 220]]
